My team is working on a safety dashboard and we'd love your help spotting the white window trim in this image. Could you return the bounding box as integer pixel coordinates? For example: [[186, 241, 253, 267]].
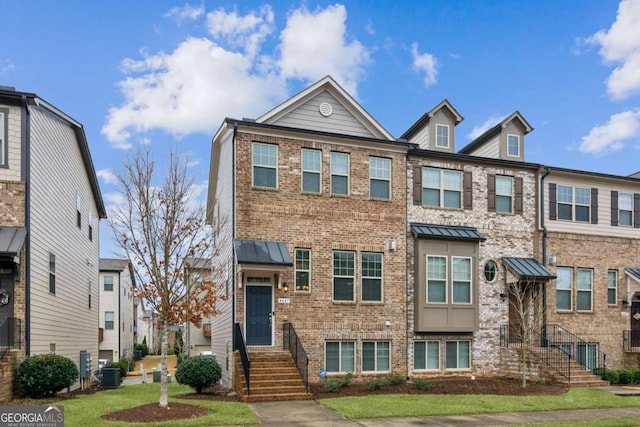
[[361, 252, 383, 302], [422, 167, 463, 209], [507, 134, 520, 157], [426, 254, 448, 304], [556, 267, 573, 312], [0, 109, 7, 167], [252, 142, 278, 189], [435, 124, 450, 148], [325, 341, 355, 374], [445, 340, 471, 370], [295, 248, 311, 293], [333, 250, 355, 302], [301, 148, 321, 194], [330, 152, 350, 196], [619, 192, 633, 226], [369, 157, 391, 200], [608, 270, 618, 306], [361, 341, 391, 373], [557, 185, 591, 222], [576, 268, 593, 312], [414, 340, 440, 371], [451, 256, 473, 305], [495, 175, 514, 214]]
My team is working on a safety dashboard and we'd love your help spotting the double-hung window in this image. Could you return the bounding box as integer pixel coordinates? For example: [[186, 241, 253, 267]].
[[295, 249, 311, 292], [105, 311, 114, 330], [0, 108, 7, 167], [495, 176, 513, 213], [414, 341, 440, 370], [446, 340, 470, 369], [252, 142, 277, 188], [619, 193, 633, 226], [608, 270, 618, 305], [333, 251, 354, 301], [436, 124, 449, 148], [507, 134, 520, 157], [76, 193, 82, 228], [426, 256, 447, 303], [331, 153, 349, 195], [301, 149, 321, 193], [422, 168, 462, 208], [104, 275, 114, 291], [49, 253, 56, 294], [577, 268, 593, 311], [557, 185, 590, 222], [369, 157, 391, 199], [362, 341, 390, 372], [452, 257, 471, 304], [361, 253, 382, 302], [556, 267, 572, 311], [325, 341, 354, 373]]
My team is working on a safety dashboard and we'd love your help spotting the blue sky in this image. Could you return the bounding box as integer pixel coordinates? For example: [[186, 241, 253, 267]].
[[2, 0, 640, 257]]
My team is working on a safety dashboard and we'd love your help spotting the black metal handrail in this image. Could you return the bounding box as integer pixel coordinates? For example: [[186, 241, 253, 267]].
[[234, 322, 251, 395], [500, 323, 606, 381], [283, 322, 309, 393], [0, 317, 21, 360]]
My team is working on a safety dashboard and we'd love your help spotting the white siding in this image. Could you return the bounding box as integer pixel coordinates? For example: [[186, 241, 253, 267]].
[[545, 173, 640, 238], [119, 266, 135, 358], [409, 126, 430, 149], [99, 271, 119, 361], [27, 107, 100, 374], [210, 131, 235, 387], [0, 104, 23, 181], [272, 92, 377, 138]]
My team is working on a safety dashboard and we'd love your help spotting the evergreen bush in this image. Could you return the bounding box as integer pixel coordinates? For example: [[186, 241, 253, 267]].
[[17, 354, 79, 398], [175, 355, 221, 394]]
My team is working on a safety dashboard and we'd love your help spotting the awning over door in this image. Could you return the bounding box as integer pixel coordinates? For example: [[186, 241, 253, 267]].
[[0, 227, 27, 262], [410, 223, 486, 242], [502, 257, 556, 281], [233, 239, 293, 266]]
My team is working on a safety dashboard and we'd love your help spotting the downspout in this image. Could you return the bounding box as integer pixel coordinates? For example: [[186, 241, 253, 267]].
[[22, 95, 31, 356], [540, 166, 551, 343], [405, 146, 411, 381], [118, 270, 122, 359], [231, 123, 237, 349]]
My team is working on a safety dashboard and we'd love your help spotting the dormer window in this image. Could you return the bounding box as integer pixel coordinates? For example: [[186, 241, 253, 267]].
[[507, 134, 520, 157], [436, 124, 450, 148]]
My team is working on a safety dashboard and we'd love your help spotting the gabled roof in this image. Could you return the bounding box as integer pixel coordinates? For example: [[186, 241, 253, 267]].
[[234, 239, 293, 266], [0, 227, 27, 258], [99, 258, 128, 271], [458, 111, 533, 155], [502, 257, 556, 281], [410, 223, 486, 242], [256, 75, 394, 140], [401, 99, 464, 140]]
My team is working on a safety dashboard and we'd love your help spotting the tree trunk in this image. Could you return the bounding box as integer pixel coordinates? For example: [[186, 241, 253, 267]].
[[159, 322, 169, 408]]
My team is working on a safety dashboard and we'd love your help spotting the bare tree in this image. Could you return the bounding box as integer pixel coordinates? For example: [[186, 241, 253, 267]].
[[109, 147, 225, 408], [508, 279, 544, 388]]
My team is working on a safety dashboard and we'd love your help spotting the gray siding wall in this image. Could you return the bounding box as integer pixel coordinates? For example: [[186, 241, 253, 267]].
[[28, 107, 100, 377], [0, 104, 23, 181], [469, 135, 500, 159], [272, 92, 377, 138]]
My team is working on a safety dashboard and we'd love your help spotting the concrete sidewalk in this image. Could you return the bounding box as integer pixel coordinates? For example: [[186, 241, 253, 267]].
[[246, 386, 640, 426]]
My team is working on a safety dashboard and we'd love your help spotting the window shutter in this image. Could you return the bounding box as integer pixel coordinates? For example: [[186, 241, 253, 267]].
[[634, 193, 640, 228], [591, 188, 598, 224], [487, 174, 496, 212], [549, 183, 557, 220], [515, 177, 524, 215], [611, 191, 619, 226], [413, 166, 422, 205], [463, 171, 473, 210]]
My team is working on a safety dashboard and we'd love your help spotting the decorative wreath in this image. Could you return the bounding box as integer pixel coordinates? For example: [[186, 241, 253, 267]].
[[0, 289, 10, 307]]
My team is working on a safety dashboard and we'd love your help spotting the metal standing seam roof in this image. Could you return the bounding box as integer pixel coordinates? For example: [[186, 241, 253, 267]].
[[502, 257, 556, 280], [626, 268, 640, 281], [0, 227, 27, 257], [410, 223, 486, 242], [234, 239, 293, 266]]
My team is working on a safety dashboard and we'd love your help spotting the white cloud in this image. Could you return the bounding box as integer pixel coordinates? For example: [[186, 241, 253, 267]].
[[278, 4, 369, 95], [96, 168, 119, 184], [164, 3, 204, 24], [466, 114, 506, 140], [587, 0, 640, 100], [1, 59, 15, 75], [103, 4, 370, 147], [411, 43, 437, 87], [580, 110, 640, 155]]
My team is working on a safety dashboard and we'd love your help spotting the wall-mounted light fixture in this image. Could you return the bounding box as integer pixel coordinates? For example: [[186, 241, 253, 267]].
[[623, 299, 630, 306], [282, 282, 289, 293], [548, 255, 557, 266], [500, 293, 507, 303]]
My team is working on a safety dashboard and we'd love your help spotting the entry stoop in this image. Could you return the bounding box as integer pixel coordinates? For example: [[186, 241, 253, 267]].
[[234, 351, 312, 402]]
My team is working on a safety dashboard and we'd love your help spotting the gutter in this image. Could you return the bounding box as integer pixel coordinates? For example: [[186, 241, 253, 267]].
[[540, 166, 551, 339], [22, 95, 31, 356], [231, 123, 237, 348]]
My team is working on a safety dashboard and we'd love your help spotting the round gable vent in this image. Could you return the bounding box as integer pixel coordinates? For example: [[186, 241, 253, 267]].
[[319, 102, 333, 117]]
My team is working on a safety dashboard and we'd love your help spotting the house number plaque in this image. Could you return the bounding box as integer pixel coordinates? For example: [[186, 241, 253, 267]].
[[278, 298, 290, 304]]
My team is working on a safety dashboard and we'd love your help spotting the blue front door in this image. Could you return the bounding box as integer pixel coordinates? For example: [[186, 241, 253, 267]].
[[246, 286, 272, 345]]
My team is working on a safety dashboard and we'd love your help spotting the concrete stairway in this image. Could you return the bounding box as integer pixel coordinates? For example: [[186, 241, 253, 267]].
[[235, 351, 312, 402], [528, 347, 610, 387]]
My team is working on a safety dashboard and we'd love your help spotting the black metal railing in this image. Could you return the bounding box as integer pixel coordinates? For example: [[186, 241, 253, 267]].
[[623, 330, 640, 352], [0, 317, 21, 359], [233, 322, 251, 395], [283, 322, 309, 393], [500, 323, 606, 381]]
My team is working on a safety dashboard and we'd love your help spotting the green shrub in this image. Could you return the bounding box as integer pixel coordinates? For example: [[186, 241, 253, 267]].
[[367, 376, 390, 390], [413, 378, 432, 390], [135, 342, 149, 357], [601, 369, 620, 384], [387, 373, 404, 385], [17, 354, 79, 398], [619, 368, 635, 384], [104, 360, 127, 380], [175, 355, 222, 394], [322, 372, 353, 393], [632, 368, 640, 384]]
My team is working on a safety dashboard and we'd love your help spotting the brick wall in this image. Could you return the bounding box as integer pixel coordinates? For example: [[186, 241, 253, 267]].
[[234, 131, 408, 382], [0, 181, 25, 227]]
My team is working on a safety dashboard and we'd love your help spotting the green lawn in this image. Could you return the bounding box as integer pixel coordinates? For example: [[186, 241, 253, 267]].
[[319, 388, 640, 420], [48, 383, 259, 427]]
